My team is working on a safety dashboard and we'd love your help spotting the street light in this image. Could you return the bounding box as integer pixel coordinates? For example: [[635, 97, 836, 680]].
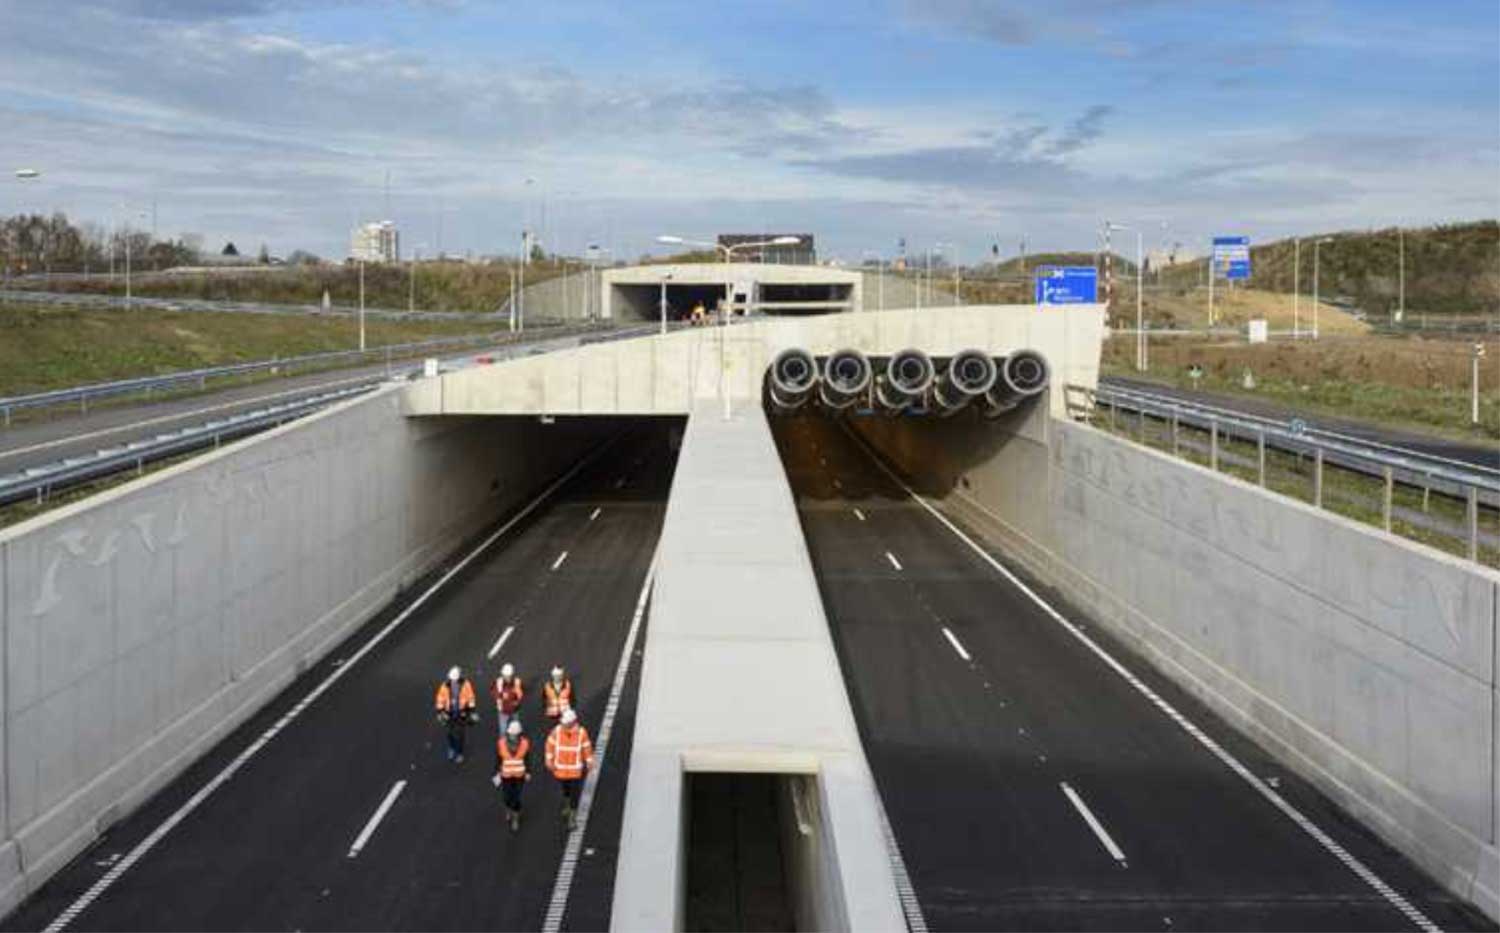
[[1313, 237, 1334, 340], [1108, 222, 1146, 371], [656, 234, 802, 419], [862, 250, 884, 312], [1292, 237, 1302, 339], [9, 170, 41, 283]]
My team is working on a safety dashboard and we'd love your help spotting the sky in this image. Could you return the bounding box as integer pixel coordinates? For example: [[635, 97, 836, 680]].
[[1, 0, 1496, 263]]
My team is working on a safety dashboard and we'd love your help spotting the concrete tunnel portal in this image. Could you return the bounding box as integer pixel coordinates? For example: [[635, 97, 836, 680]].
[[602, 262, 862, 322]]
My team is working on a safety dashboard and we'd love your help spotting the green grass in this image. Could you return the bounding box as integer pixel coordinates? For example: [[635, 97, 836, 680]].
[[0, 301, 506, 397], [7, 260, 569, 313]]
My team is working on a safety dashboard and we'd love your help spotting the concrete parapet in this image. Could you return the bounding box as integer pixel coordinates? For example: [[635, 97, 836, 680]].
[[405, 303, 1105, 421], [0, 388, 609, 916], [853, 411, 1500, 922], [611, 401, 905, 932]]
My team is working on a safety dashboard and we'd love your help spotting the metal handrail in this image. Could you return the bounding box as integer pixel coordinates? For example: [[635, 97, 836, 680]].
[[0, 322, 607, 425], [1094, 383, 1499, 494]]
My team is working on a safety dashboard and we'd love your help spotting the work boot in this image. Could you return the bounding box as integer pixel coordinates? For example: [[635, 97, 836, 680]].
[[455, 753, 464, 764], [566, 807, 578, 831], [509, 811, 520, 833]]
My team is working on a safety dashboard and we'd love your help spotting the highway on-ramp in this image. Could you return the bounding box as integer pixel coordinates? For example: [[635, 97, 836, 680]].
[[2, 420, 679, 933], [774, 413, 1492, 932]]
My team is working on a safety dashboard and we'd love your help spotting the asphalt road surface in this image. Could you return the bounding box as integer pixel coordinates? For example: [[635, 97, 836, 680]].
[[774, 413, 1494, 932], [1103, 375, 1499, 471], [3, 419, 679, 932]]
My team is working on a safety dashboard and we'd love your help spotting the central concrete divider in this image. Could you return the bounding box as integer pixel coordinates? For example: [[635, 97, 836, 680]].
[[0, 385, 615, 917], [612, 400, 906, 932], [852, 406, 1500, 922]]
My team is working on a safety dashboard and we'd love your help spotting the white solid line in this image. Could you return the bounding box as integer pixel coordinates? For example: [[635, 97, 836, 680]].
[[885, 550, 903, 571], [0, 373, 378, 463], [487, 625, 516, 660], [39, 439, 618, 933], [941, 627, 971, 662], [853, 508, 866, 521], [542, 549, 659, 933], [1061, 782, 1127, 864], [347, 781, 407, 858], [589, 507, 601, 522], [875, 792, 931, 933], [848, 428, 1442, 933], [551, 550, 569, 571]]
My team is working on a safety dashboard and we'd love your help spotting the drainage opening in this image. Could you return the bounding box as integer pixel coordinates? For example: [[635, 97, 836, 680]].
[[685, 772, 809, 932]]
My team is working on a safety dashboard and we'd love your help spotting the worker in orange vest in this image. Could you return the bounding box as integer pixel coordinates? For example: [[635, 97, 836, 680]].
[[491, 663, 524, 737], [542, 666, 573, 721], [434, 665, 478, 763], [545, 707, 594, 829], [491, 719, 531, 832]]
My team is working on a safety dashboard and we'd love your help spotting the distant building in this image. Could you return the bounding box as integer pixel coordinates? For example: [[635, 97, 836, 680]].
[[350, 221, 400, 263], [717, 233, 815, 265]]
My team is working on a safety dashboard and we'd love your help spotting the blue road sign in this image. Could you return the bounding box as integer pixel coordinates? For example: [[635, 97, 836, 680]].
[[1034, 266, 1098, 304], [1212, 236, 1251, 280]]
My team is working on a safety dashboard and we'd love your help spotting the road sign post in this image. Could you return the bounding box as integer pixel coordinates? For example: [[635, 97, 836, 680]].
[[1209, 236, 1251, 329]]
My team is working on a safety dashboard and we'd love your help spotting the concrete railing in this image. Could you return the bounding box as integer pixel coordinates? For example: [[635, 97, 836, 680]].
[[853, 408, 1500, 922]]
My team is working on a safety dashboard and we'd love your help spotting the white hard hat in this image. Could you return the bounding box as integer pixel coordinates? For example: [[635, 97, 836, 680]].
[[561, 708, 578, 725], [507, 719, 522, 737], [448, 666, 461, 681], [500, 663, 514, 679], [551, 666, 564, 680]]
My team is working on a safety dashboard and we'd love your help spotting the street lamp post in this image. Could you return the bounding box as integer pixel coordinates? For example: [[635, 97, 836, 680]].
[[862, 251, 884, 312], [658, 273, 672, 336], [1108, 223, 1146, 370], [656, 234, 801, 418], [358, 260, 366, 351], [1293, 237, 1301, 339], [1313, 237, 1334, 340], [9, 170, 41, 283]]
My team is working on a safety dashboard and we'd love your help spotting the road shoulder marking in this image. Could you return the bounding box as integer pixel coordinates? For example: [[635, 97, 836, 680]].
[[542, 549, 658, 933], [1061, 782, 1127, 865], [348, 781, 407, 858]]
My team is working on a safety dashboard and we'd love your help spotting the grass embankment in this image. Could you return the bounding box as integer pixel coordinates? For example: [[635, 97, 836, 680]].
[[8, 261, 568, 313], [1111, 284, 1366, 334], [1161, 220, 1500, 318], [1102, 334, 1500, 440], [0, 301, 504, 397]]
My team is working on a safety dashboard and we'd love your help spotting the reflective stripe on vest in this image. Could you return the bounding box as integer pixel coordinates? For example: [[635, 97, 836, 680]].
[[498, 737, 529, 779], [548, 726, 590, 778], [544, 680, 572, 716]]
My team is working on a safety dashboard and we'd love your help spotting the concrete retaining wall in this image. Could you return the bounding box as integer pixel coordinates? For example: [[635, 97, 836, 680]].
[[853, 411, 1499, 922], [0, 387, 607, 916]]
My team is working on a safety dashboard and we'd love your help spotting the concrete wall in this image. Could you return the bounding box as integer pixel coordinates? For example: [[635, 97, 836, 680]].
[[612, 401, 904, 932], [406, 304, 1106, 421], [852, 411, 1500, 921], [0, 387, 608, 916]]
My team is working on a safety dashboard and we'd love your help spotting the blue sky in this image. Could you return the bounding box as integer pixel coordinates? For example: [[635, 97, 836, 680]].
[[2, 0, 1496, 262]]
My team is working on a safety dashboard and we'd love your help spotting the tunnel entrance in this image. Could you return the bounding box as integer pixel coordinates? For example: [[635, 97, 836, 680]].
[[611, 283, 729, 324], [684, 772, 808, 932]]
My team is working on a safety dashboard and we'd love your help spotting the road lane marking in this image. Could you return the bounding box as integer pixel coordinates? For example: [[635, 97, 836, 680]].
[[348, 781, 407, 858], [853, 508, 866, 521], [1061, 782, 1127, 865], [37, 439, 618, 933], [885, 551, 902, 571], [551, 551, 569, 571], [942, 627, 971, 661], [851, 430, 1442, 933], [833, 478, 842, 489], [589, 507, 601, 522], [487, 625, 516, 660], [542, 548, 659, 933], [614, 477, 626, 489]]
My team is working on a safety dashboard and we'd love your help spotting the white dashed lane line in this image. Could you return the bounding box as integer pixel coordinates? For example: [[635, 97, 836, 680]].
[[487, 625, 516, 660], [853, 508, 866, 521], [347, 781, 407, 859], [885, 551, 903, 571], [551, 551, 569, 571], [589, 507, 601, 522], [941, 627, 971, 662], [1060, 782, 1128, 866]]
